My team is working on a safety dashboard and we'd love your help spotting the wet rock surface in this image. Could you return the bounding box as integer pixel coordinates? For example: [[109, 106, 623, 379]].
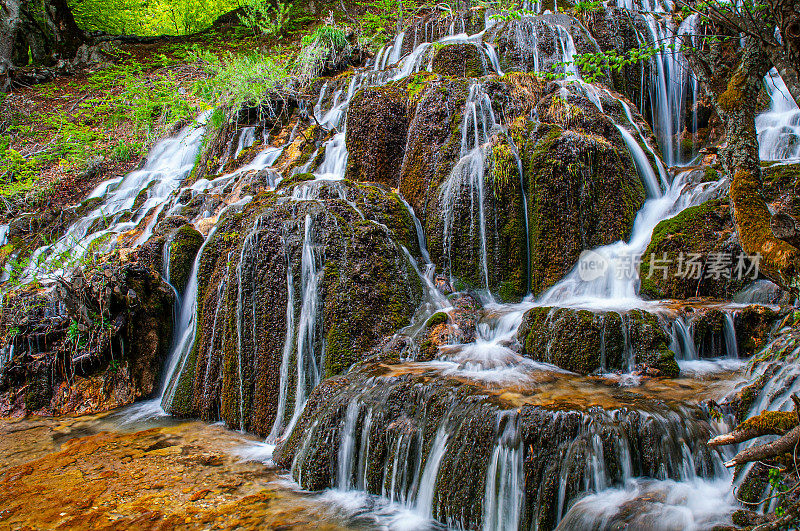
[[275, 359, 731, 530], [0, 416, 354, 530], [0, 256, 174, 417]]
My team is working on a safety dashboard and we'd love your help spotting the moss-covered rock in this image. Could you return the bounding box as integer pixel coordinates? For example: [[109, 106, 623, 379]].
[[430, 43, 487, 78], [275, 359, 716, 530], [165, 179, 423, 436], [518, 307, 678, 376], [520, 122, 644, 294], [345, 85, 410, 188], [640, 198, 747, 300], [168, 224, 204, 295]]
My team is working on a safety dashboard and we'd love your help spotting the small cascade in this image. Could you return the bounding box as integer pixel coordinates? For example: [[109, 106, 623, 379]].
[[482, 411, 524, 531], [266, 242, 296, 442], [278, 365, 730, 530], [669, 314, 698, 360], [538, 169, 724, 308], [285, 214, 325, 436], [23, 113, 210, 280], [757, 68, 800, 161], [439, 82, 496, 293]]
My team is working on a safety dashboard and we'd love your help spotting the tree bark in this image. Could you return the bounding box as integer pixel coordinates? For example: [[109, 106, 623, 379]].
[[0, 0, 85, 92], [685, 33, 800, 289], [723, 424, 800, 467]]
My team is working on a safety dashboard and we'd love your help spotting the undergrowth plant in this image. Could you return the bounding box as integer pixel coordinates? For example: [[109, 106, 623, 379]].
[[193, 49, 290, 107], [295, 25, 352, 84]]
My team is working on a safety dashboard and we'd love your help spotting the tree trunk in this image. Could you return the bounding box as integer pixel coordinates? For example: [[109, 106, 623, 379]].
[[0, 0, 23, 91], [687, 34, 800, 289], [0, 0, 84, 92]]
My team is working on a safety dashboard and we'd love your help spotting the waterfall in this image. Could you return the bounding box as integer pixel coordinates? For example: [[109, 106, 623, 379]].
[[757, 68, 800, 161], [482, 411, 524, 531], [266, 241, 296, 442], [284, 214, 324, 436], [22, 112, 210, 280], [439, 82, 495, 293]]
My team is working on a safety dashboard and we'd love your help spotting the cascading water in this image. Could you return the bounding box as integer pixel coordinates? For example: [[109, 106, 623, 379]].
[[757, 68, 800, 161], [26, 4, 800, 529], [439, 82, 495, 293]]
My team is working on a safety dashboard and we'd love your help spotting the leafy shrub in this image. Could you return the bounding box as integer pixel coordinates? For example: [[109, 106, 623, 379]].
[[295, 25, 352, 83]]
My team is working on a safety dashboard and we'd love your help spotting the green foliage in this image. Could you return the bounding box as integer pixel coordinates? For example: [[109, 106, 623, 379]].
[[571, 0, 603, 19], [240, 0, 290, 36], [0, 149, 38, 198], [66, 320, 88, 348], [69, 0, 240, 36], [767, 467, 791, 517], [2, 59, 199, 206], [356, 0, 418, 45], [570, 46, 660, 82], [111, 140, 143, 162], [194, 49, 290, 107], [295, 26, 352, 83]]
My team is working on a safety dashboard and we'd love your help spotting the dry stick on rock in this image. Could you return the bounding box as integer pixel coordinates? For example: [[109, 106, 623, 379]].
[[709, 394, 800, 468]]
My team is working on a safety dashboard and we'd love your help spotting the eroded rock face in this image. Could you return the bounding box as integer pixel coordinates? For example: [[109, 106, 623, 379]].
[[274, 361, 720, 530], [346, 72, 647, 299], [165, 179, 423, 436], [0, 256, 174, 416], [345, 86, 409, 188], [517, 307, 679, 376]]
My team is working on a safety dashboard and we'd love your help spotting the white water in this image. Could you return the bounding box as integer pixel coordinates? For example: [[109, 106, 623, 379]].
[[757, 68, 800, 161], [23, 113, 210, 280], [439, 82, 495, 293], [16, 6, 797, 530]]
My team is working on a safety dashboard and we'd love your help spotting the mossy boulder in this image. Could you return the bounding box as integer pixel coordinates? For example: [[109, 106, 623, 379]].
[[430, 43, 487, 78], [168, 224, 204, 295], [165, 179, 423, 436], [394, 73, 647, 299], [345, 85, 410, 189], [639, 198, 747, 300], [520, 123, 645, 294], [275, 358, 715, 530], [518, 307, 679, 376]]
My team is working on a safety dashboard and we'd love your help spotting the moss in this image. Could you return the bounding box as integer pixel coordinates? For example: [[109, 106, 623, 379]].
[[406, 72, 437, 103], [344, 85, 409, 188], [523, 122, 644, 295], [425, 311, 448, 328], [651, 349, 680, 378], [736, 410, 797, 435], [324, 323, 353, 379], [169, 224, 204, 295], [430, 43, 486, 78], [730, 169, 799, 288], [640, 198, 745, 300], [702, 166, 720, 183], [278, 172, 315, 189]]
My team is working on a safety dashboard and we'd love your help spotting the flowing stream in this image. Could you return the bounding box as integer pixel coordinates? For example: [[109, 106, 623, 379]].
[[10, 4, 800, 530]]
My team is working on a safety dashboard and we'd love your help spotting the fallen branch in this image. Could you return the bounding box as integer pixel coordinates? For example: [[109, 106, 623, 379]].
[[708, 411, 798, 447]]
